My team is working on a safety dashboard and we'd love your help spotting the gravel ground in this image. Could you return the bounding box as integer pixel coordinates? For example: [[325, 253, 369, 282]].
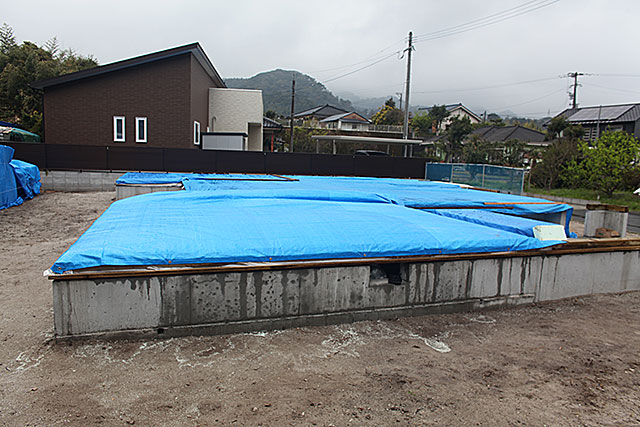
[[1, 191, 639, 426]]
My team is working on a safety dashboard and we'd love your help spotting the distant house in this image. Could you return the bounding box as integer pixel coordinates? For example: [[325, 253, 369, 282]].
[[31, 43, 263, 151], [319, 112, 371, 131], [293, 104, 349, 125], [554, 103, 640, 142], [471, 125, 548, 147], [419, 103, 482, 132]]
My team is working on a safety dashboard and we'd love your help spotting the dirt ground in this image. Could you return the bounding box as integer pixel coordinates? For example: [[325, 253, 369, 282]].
[[1, 191, 639, 426]]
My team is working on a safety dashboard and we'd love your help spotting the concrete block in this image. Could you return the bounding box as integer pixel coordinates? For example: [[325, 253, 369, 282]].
[[585, 208, 628, 238], [53, 278, 162, 336], [468, 258, 500, 298], [431, 260, 473, 302], [190, 275, 227, 323], [406, 264, 431, 304], [299, 267, 368, 314], [283, 270, 301, 316], [257, 271, 284, 318]]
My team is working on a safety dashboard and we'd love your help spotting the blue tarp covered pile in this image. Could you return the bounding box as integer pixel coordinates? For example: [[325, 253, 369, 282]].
[[11, 159, 41, 200], [50, 173, 571, 274], [0, 145, 41, 211]]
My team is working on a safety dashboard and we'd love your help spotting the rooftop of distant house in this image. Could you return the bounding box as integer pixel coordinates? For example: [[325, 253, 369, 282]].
[[556, 102, 640, 124]]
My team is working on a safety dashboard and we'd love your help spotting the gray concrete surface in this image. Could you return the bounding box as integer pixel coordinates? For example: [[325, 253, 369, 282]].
[[52, 249, 640, 338]]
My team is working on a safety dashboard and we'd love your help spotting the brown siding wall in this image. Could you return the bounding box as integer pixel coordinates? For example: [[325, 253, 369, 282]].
[[43, 54, 193, 148], [189, 55, 220, 138]]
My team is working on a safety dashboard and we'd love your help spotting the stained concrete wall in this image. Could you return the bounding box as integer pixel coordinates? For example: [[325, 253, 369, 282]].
[[52, 249, 640, 337], [115, 184, 182, 200], [41, 171, 123, 192]]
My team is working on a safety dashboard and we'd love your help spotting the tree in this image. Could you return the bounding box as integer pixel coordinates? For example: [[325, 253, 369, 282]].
[[0, 24, 97, 134], [410, 112, 434, 137], [427, 105, 449, 133], [265, 110, 277, 119], [545, 116, 584, 141], [371, 103, 403, 126], [443, 116, 473, 161], [462, 135, 499, 164], [487, 113, 505, 126], [529, 137, 580, 189], [564, 130, 640, 196], [502, 139, 528, 167], [0, 23, 16, 54], [384, 97, 396, 108], [410, 104, 450, 137]]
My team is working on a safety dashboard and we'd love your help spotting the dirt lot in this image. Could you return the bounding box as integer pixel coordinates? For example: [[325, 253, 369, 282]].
[[1, 191, 639, 426]]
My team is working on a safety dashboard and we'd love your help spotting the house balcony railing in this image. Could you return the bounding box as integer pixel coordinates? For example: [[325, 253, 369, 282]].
[[289, 119, 403, 134]]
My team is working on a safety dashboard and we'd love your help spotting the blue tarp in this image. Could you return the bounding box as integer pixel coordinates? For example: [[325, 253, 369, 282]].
[[117, 172, 574, 231], [428, 209, 560, 238], [50, 190, 565, 274], [10, 159, 41, 199], [116, 173, 291, 185], [0, 145, 22, 210]]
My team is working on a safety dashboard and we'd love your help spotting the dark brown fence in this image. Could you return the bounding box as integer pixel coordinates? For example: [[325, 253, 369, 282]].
[[6, 143, 428, 179]]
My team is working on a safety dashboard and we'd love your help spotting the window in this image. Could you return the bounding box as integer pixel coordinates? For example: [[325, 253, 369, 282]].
[[194, 121, 201, 145], [113, 116, 125, 142], [135, 117, 147, 143], [351, 123, 359, 130]]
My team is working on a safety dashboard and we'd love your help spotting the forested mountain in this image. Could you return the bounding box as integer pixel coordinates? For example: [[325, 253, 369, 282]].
[[225, 69, 354, 116]]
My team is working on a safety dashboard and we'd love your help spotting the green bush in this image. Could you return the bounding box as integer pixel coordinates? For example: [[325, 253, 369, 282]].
[[563, 130, 640, 196]]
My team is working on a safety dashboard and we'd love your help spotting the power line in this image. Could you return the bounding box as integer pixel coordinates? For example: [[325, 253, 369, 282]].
[[413, 0, 559, 44], [591, 73, 640, 78], [307, 37, 407, 74], [492, 87, 565, 111], [583, 82, 640, 96], [321, 51, 402, 84], [414, 0, 543, 39], [412, 76, 560, 94]]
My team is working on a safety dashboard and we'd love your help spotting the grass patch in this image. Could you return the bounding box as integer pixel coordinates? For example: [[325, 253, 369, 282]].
[[527, 187, 640, 211]]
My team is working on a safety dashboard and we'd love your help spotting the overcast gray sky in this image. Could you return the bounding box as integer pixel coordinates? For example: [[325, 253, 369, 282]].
[[5, 0, 640, 117]]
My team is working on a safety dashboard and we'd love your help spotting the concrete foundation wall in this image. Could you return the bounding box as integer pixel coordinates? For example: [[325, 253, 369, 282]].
[[41, 171, 123, 192], [115, 184, 182, 200], [52, 249, 640, 337]]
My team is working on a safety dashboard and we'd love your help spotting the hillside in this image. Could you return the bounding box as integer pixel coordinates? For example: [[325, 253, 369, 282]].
[[225, 69, 354, 117]]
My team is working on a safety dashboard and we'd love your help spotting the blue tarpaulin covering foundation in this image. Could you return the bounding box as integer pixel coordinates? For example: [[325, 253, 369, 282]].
[[117, 172, 573, 230], [50, 188, 566, 274]]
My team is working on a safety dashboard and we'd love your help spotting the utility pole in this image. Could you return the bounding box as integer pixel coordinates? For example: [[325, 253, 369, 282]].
[[567, 71, 584, 109], [396, 92, 403, 110], [403, 31, 414, 139], [289, 77, 295, 152]]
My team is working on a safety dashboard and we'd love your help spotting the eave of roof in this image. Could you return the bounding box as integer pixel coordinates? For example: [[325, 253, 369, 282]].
[[30, 42, 226, 89]]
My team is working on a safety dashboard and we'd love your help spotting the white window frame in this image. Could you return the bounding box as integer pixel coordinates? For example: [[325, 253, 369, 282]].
[[113, 116, 125, 142], [135, 117, 147, 143], [194, 121, 201, 145]]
